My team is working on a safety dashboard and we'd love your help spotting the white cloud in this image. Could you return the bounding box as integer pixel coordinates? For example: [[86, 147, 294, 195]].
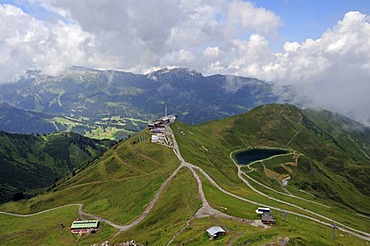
[[261, 11, 370, 125], [203, 34, 271, 78], [0, 0, 282, 81], [35, 0, 281, 73], [179, 50, 196, 61], [227, 1, 282, 36], [0, 4, 113, 82], [0, 1, 369, 124]]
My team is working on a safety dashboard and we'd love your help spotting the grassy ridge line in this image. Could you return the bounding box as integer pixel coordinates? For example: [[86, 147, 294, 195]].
[[112, 168, 202, 245], [172, 122, 325, 211], [112, 161, 189, 234], [171, 105, 370, 235], [170, 121, 370, 244], [0, 131, 179, 225], [0, 131, 191, 244], [302, 108, 370, 163], [170, 122, 370, 240], [172, 104, 370, 211]]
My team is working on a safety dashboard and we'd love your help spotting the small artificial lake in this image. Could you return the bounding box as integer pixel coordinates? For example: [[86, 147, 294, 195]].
[[233, 148, 288, 165]]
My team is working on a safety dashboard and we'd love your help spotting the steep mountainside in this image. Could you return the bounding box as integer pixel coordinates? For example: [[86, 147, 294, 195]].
[[0, 67, 277, 139], [0, 103, 63, 134], [302, 108, 370, 197], [173, 104, 370, 213], [0, 131, 115, 203], [0, 104, 369, 245], [302, 108, 370, 163]]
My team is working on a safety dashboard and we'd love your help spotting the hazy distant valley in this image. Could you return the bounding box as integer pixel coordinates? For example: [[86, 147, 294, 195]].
[[0, 67, 277, 140]]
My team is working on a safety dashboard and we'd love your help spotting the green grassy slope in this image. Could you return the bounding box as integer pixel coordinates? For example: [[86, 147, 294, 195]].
[[200, 173, 363, 246], [0, 104, 369, 245], [0, 130, 182, 245], [302, 108, 370, 162], [302, 108, 370, 196], [172, 104, 370, 214], [0, 131, 179, 224], [112, 168, 201, 245], [0, 131, 115, 203], [0, 205, 117, 246]]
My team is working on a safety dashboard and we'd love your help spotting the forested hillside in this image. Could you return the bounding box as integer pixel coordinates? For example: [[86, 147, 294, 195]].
[[0, 131, 115, 203]]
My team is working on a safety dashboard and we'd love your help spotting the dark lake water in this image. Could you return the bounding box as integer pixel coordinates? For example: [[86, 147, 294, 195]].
[[234, 148, 288, 165]]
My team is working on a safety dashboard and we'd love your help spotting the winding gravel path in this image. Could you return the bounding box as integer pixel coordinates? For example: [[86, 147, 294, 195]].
[[1, 124, 369, 242], [168, 125, 369, 241], [173, 130, 369, 241], [168, 125, 267, 227], [0, 204, 82, 217], [240, 158, 330, 208]]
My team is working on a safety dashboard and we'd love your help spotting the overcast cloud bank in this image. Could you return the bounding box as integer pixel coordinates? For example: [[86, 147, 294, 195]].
[[0, 1, 369, 124]]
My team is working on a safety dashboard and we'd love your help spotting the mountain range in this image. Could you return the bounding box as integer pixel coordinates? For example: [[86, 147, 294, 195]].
[[0, 67, 278, 139]]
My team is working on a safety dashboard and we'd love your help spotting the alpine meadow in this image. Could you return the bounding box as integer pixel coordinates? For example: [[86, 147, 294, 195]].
[[0, 1, 369, 245]]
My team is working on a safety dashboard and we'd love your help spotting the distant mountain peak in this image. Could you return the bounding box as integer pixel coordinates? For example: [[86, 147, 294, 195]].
[[148, 67, 203, 78], [67, 66, 104, 73]]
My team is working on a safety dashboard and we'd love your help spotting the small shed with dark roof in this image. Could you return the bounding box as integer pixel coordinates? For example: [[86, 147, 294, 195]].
[[261, 213, 275, 224]]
